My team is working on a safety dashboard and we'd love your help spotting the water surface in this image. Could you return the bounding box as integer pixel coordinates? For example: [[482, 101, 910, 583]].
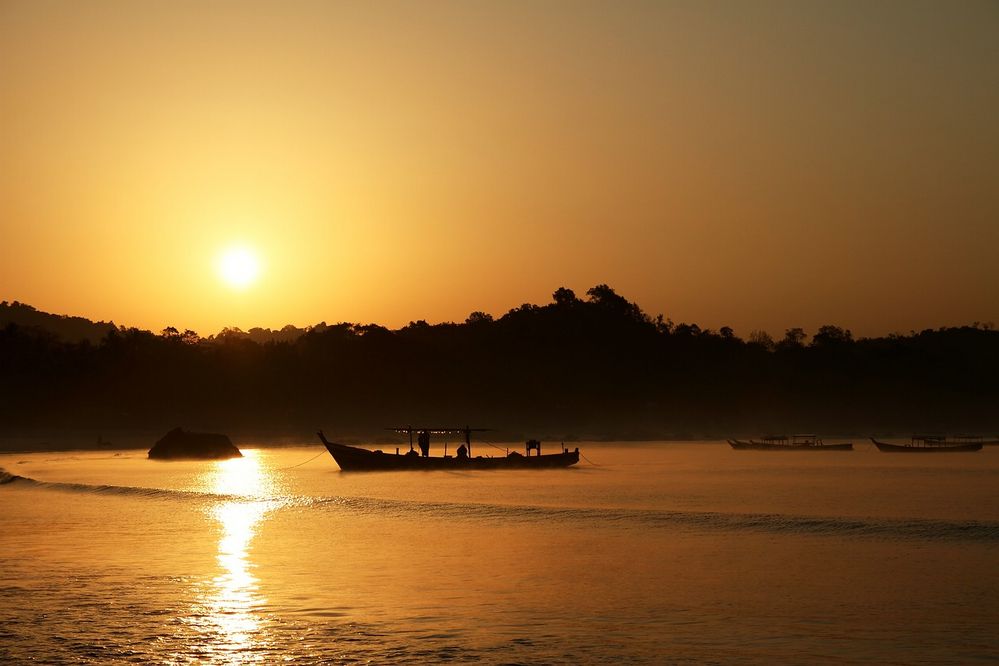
[[2, 442, 997, 663]]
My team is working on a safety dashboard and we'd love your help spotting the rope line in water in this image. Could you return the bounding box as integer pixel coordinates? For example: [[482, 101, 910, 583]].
[[580, 453, 601, 466], [277, 450, 328, 470]]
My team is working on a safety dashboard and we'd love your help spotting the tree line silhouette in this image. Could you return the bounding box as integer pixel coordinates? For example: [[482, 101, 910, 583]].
[[1, 287, 997, 442]]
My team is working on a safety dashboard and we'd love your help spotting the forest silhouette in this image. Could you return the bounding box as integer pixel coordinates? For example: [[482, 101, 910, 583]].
[[2, 286, 997, 444]]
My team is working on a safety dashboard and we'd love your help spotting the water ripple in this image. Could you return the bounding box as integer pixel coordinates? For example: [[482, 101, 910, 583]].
[[4, 466, 998, 543]]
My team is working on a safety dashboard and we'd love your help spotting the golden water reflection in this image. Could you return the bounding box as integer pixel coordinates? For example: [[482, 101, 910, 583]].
[[193, 450, 280, 662]]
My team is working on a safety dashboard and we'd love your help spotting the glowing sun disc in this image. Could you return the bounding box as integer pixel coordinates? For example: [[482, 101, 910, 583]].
[[218, 247, 260, 288]]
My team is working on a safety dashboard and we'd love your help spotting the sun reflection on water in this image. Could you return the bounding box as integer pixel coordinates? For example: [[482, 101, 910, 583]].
[[191, 450, 280, 662]]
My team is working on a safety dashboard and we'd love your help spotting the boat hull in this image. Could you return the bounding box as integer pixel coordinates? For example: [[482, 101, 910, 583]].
[[871, 438, 982, 453], [728, 439, 853, 451], [319, 433, 580, 471]]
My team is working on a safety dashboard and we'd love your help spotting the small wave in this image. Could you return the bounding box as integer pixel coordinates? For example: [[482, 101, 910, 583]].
[[0, 469, 24, 485], [309, 494, 999, 543], [4, 466, 997, 543], [0, 467, 250, 503]]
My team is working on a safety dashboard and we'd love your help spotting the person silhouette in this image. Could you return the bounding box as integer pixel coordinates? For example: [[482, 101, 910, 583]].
[[418, 430, 430, 457], [456, 443, 468, 459]]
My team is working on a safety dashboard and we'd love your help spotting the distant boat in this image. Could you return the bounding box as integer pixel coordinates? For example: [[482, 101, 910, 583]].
[[318, 429, 580, 471], [871, 435, 983, 453], [728, 434, 853, 451]]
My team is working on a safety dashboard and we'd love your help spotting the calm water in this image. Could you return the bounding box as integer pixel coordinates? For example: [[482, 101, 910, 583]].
[[2, 441, 998, 664]]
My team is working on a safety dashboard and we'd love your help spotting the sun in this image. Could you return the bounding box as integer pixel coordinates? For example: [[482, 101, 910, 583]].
[[217, 246, 261, 289]]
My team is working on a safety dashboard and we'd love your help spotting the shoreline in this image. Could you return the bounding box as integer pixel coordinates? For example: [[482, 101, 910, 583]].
[[0, 429, 946, 454]]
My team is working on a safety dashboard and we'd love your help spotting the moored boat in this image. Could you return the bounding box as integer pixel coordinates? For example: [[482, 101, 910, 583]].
[[318, 429, 580, 471], [871, 435, 983, 453], [728, 434, 853, 451]]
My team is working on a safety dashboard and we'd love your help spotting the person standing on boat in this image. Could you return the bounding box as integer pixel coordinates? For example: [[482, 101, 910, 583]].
[[456, 443, 468, 459], [418, 430, 430, 457]]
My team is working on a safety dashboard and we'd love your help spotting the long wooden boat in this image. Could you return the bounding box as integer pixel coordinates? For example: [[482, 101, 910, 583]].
[[318, 431, 580, 471], [871, 436, 983, 453], [728, 435, 853, 451]]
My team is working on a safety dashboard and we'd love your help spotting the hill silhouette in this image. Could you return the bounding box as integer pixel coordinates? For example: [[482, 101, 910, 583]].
[[1, 286, 997, 443], [0, 301, 116, 344]]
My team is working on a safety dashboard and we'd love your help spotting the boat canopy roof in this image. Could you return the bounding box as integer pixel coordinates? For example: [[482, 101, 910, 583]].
[[387, 426, 491, 435]]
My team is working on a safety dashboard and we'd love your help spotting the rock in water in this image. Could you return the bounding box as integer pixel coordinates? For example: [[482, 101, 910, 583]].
[[148, 427, 242, 460]]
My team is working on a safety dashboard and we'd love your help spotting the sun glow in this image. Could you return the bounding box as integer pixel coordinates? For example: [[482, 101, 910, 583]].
[[218, 247, 261, 289]]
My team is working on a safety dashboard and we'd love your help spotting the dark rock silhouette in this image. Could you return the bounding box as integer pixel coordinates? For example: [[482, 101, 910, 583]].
[[148, 427, 242, 460]]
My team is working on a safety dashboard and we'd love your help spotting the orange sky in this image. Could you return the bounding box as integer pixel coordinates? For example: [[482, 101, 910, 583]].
[[2, 1, 997, 337]]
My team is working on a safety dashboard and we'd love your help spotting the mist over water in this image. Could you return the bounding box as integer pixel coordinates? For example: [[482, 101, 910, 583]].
[[2, 443, 998, 663]]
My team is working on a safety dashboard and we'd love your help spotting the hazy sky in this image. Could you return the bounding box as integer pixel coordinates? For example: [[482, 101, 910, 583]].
[[2, 0, 997, 336]]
